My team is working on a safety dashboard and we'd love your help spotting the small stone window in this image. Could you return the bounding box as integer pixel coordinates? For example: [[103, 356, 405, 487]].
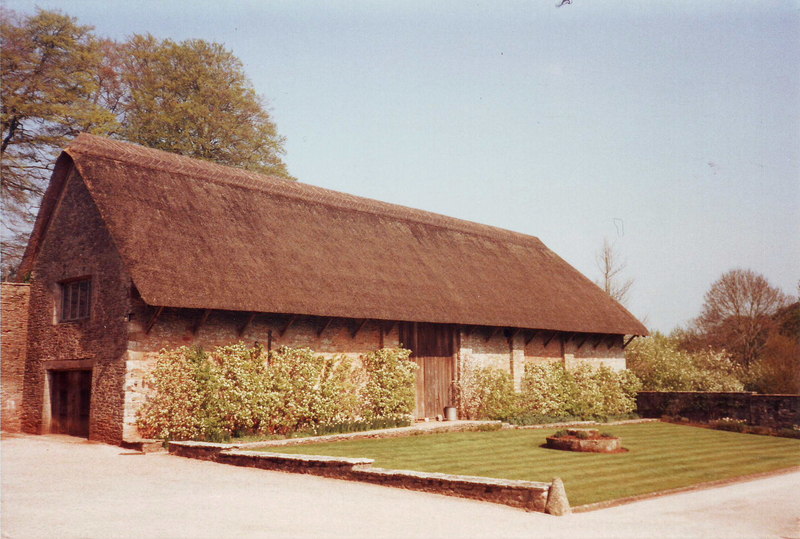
[[60, 278, 92, 322]]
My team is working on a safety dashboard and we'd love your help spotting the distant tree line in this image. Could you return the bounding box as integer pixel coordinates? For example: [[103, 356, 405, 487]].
[[1, 8, 292, 277]]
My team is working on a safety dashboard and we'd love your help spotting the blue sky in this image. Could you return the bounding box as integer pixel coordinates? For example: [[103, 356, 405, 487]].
[[6, 0, 799, 332]]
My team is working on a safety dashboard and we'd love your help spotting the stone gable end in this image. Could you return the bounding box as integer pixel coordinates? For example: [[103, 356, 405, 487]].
[[22, 168, 131, 444]]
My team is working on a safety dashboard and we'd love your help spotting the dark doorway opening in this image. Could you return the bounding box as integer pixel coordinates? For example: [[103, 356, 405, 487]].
[[49, 370, 92, 437], [399, 322, 455, 419]]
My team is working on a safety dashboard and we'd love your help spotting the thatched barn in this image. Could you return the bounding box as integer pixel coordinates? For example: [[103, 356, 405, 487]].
[[14, 134, 647, 444]]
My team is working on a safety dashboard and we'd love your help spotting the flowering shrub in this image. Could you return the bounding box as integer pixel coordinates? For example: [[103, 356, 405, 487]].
[[206, 343, 272, 438], [519, 362, 572, 418], [589, 365, 641, 417], [136, 345, 211, 441], [136, 344, 415, 440], [457, 360, 640, 422], [259, 347, 362, 435], [359, 348, 417, 420], [455, 365, 520, 420], [566, 364, 607, 419], [627, 334, 744, 391]]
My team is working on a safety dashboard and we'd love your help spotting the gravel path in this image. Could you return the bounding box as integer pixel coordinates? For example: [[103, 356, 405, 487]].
[[2, 433, 798, 539]]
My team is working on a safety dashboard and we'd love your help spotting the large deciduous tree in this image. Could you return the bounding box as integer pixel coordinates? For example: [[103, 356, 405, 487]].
[[1, 9, 117, 273], [119, 35, 291, 178], [688, 269, 790, 367], [1, 9, 292, 277]]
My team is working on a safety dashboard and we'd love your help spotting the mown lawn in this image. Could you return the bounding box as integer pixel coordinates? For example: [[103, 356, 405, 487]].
[[260, 422, 800, 506]]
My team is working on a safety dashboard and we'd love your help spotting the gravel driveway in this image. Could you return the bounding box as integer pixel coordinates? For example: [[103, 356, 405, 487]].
[[2, 433, 798, 539]]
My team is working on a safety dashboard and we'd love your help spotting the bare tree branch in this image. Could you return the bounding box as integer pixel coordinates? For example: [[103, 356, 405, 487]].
[[595, 238, 634, 306]]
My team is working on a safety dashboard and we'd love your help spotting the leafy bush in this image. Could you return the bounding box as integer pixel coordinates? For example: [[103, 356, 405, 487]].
[[136, 343, 276, 441], [519, 362, 571, 418], [136, 344, 415, 441], [458, 361, 640, 423], [359, 348, 417, 420], [136, 345, 211, 441], [456, 364, 521, 420], [567, 364, 607, 419], [506, 413, 584, 426], [627, 333, 744, 392], [520, 362, 641, 421], [707, 419, 800, 439], [594, 365, 642, 416], [206, 343, 272, 437], [258, 347, 362, 435]]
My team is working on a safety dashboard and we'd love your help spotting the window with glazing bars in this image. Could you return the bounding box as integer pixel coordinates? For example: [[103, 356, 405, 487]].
[[60, 279, 92, 321]]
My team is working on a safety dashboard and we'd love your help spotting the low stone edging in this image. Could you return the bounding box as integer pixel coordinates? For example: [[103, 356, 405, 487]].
[[167, 441, 569, 515], [235, 420, 504, 450], [513, 418, 659, 430]]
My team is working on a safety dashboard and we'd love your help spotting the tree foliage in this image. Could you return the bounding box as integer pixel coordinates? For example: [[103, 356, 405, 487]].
[[746, 302, 800, 394], [627, 333, 745, 392], [684, 269, 790, 367], [1, 8, 117, 273], [1, 8, 291, 276], [118, 35, 290, 177]]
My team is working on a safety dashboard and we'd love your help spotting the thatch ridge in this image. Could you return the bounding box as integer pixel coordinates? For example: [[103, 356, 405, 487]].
[[66, 134, 542, 248]]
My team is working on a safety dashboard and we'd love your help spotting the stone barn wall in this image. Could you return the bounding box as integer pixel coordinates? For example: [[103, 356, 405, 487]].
[[2, 282, 30, 432]]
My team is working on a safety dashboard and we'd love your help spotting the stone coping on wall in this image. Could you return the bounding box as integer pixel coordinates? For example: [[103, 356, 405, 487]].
[[167, 441, 567, 515], [221, 449, 374, 469]]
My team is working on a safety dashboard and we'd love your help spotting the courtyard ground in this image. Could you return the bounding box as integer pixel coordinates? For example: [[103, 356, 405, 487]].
[[1, 433, 798, 539]]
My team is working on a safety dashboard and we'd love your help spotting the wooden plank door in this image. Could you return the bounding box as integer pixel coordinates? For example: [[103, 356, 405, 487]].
[[49, 370, 91, 437], [400, 323, 455, 419]]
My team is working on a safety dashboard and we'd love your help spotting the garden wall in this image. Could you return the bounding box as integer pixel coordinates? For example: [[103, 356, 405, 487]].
[[636, 391, 800, 428], [2, 282, 30, 432], [168, 441, 565, 514]]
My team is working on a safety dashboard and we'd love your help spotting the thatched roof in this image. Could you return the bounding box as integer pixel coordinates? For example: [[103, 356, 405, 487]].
[[24, 134, 647, 336]]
